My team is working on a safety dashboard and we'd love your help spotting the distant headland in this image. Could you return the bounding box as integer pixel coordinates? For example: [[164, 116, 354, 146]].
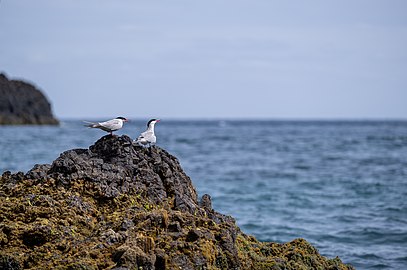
[[0, 73, 59, 125]]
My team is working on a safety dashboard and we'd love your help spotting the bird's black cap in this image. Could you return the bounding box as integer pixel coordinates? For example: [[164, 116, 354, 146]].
[[116, 117, 127, 121], [147, 119, 160, 127]]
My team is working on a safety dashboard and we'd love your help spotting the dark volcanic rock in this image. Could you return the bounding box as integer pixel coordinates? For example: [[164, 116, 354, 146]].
[[0, 73, 58, 125], [0, 136, 355, 269], [49, 135, 199, 214]]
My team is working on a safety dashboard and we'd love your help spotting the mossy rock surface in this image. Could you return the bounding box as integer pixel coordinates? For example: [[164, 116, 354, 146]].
[[0, 135, 355, 269]]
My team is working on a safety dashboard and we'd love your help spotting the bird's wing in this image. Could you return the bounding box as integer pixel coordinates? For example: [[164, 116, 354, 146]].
[[99, 119, 122, 131], [137, 130, 153, 142], [83, 121, 100, 128]]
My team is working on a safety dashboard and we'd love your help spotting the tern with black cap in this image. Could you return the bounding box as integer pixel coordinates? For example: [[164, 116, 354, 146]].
[[83, 116, 128, 135], [134, 119, 160, 147]]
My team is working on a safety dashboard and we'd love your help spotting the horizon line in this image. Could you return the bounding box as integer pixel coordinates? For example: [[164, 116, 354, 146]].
[[57, 116, 407, 122]]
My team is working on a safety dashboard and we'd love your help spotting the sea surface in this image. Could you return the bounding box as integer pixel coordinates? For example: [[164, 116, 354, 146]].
[[1, 120, 407, 269]]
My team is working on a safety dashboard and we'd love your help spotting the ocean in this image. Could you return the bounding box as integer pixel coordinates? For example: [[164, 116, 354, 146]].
[[1, 120, 406, 269]]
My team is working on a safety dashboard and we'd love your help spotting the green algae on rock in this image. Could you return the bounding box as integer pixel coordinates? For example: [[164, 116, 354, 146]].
[[0, 135, 355, 269]]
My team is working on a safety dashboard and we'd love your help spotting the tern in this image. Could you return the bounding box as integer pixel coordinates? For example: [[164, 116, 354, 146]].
[[134, 119, 160, 147], [83, 116, 128, 135]]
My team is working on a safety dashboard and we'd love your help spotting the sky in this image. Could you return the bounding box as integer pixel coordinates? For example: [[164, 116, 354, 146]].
[[0, 0, 406, 119]]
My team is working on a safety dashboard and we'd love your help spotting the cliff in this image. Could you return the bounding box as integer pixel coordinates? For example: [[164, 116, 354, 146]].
[[0, 136, 354, 269], [0, 73, 59, 125]]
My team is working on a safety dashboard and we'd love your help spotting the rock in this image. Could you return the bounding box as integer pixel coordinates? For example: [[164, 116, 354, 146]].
[[0, 255, 21, 270], [0, 73, 58, 125], [22, 225, 53, 247], [200, 193, 212, 210], [0, 135, 355, 269]]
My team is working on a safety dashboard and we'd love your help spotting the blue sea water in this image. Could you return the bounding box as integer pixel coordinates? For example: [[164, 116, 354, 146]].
[[1, 120, 407, 269]]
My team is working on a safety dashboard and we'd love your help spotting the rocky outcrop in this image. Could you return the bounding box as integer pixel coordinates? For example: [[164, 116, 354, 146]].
[[0, 136, 354, 269], [0, 73, 58, 125]]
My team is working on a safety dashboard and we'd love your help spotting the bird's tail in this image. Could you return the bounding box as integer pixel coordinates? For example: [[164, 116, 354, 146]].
[[83, 121, 99, 128]]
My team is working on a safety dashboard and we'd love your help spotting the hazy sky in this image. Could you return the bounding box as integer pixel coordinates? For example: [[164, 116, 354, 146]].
[[1, 0, 406, 119]]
